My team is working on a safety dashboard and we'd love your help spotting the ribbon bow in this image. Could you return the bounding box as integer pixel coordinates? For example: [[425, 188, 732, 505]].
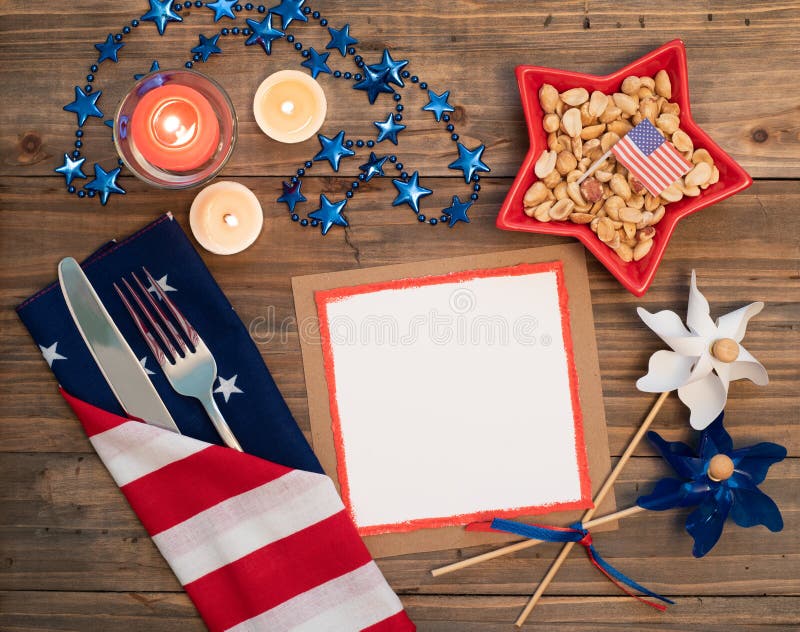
[[470, 518, 674, 611]]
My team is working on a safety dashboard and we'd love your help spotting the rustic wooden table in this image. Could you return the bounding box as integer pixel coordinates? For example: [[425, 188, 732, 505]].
[[1, 1, 798, 630]]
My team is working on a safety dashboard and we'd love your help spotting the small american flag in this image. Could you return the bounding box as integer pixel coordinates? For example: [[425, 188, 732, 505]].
[[611, 119, 692, 196]]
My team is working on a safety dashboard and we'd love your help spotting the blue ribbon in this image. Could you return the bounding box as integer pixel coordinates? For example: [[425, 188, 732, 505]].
[[490, 518, 674, 609]]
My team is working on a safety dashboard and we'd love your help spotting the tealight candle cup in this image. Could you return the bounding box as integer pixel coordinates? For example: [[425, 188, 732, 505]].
[[114, 69, 237, 189], [189, 181, 263, 255], [253, 70, 326, 144]]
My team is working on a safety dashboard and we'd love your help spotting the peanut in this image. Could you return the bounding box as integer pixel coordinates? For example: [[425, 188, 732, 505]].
[[684, 162, 712, 188], [588, 90, 608, 118], [654, 70, 672, 99], [539, 84, 559, 113], [524, 181, 548, 207], [534, 150, 558, 179], [621, 76, 641, 96], [549, 198, 575, 220], [561, 87, 589, 106], [633, 239, 653, 261]]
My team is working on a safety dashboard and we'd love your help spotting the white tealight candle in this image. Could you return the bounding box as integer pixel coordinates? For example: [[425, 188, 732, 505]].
[[189, 181, 263, 255], [253, 70, 327, 144]]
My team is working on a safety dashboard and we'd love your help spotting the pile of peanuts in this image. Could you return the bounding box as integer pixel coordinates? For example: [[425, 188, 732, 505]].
[[522, 70, 719, 262]]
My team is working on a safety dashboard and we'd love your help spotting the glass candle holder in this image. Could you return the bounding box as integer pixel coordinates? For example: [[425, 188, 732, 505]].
[[114, 69, 237, 189]]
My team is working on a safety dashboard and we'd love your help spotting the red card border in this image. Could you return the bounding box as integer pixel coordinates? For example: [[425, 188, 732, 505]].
[[314, 261, 593, 536]]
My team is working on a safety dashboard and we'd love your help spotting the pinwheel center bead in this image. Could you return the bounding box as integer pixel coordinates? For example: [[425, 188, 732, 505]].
[[711, 338, 739, 363], [707, 454, 735, 482]]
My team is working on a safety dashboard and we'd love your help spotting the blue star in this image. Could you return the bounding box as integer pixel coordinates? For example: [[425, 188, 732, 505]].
[[301, 47, 331, 79], [369, 49, 408, 87], [245, 14, 284, 55], [373, 113, 405, 145], [134, 60, 160, 80], [85, 163, 125, 206], [104, 119, 114, 128], [94, 34, 124, 64], [206, 0, 237, 21], [448, 142, 490, 183], [422, 89, 455, 122], [192, 33, 222, 62], [55, 154, 87, 186], [326, 24, 357, 56], [442, 195, 472, 227], [140, 0, 182, 36], [268, 0, 307, 29], [353, 65, 394, 104], [277, 180, 307, 213], [359, 152, 388, 182], [392, 171, 432, 214], [313, 131, 355, 171], [308, 195, 348, 235], [63, 86, 103, 127]]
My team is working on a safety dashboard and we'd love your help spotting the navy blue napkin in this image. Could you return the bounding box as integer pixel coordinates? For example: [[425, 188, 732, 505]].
[[17, 213, 322, 474]]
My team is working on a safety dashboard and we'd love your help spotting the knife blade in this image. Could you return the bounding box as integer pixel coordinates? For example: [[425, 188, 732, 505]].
[[58, 257, 181, 433]]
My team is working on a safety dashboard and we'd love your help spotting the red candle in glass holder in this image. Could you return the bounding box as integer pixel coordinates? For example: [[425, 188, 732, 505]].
[[130, 84, 220, 171]]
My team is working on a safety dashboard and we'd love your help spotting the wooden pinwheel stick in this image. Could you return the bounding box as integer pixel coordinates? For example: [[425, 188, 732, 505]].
[[576, 149, 613, 185], [431, 390, 670, 579], [514, 390, 670, 627]]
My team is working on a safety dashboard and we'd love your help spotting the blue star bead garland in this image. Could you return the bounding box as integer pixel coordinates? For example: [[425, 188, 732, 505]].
[[326, 24, 357, 56], [55, 154, 87, 186], [63, 86, 103, 127], [313, 131, 355, 171], [95, 34, 125, 63], [140, 0, 182, 36], [392, 171, 433, 214], [58, 2, 488, 226], [448, 143, 491, 183], [308, 194, 348, 235], [245, 15, 284, 54], [192, 33, 222, 62], [85, 163, 125, 205]]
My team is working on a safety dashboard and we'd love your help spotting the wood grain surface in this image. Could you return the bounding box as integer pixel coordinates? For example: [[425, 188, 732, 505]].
[[0, 1, 798, 630]]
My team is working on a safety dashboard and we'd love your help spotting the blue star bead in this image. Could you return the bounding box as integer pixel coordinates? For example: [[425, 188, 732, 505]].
[[313, 131, 355, 171], [94, 34, 124, 64], [192, 33, 222, 62], [277, 180, 307, 212], [268, 0, 307, 29], [353, 65, 394, 104], [308, 194, 348, 235], [300, 47, 331, 79], [359, 152, 388, 182], [245, 14, 284, 54], [448, 142, 490, 183], [369, 49, 408, 87], [373, 113, 406, 145], [326, 24, 357, 56], [134, 60, 161, 80], [422, 89, 455, 122], [55, 154, 87, 186], [206, 0, 237, 21], [392, 171, 432, 214], [63, 86, 103, 127], [140, 0, 182, 36], [442, 195, 472, 227], [85, 163, 125, 205]]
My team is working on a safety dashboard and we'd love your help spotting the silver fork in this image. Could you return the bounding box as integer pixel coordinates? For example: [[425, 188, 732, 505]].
[[114, 268, 243, 452]]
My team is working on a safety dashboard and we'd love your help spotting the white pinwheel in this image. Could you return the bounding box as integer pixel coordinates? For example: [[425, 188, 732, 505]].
[[636, 271, 768, 430]]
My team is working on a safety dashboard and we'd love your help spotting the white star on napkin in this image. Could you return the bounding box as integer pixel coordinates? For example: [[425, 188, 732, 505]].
[[147, 274, 177, 299], [214, 375, 243, 403], [637, 271, 768, 430], [39, 342, 67, 368]]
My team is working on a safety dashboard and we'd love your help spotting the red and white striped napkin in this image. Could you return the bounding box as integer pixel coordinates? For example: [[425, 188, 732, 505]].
[[64, 390, 415, 632]]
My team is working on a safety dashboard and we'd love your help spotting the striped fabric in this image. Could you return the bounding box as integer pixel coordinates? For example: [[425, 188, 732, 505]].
[[611, 119, 692, 196], [64, 391, 414, 632]]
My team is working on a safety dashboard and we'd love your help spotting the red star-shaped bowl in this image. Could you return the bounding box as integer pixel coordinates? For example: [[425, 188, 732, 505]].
[[496, 40, 752, 296]]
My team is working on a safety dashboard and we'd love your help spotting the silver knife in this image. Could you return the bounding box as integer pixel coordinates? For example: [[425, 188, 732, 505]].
[[58, 257, 181, 433]]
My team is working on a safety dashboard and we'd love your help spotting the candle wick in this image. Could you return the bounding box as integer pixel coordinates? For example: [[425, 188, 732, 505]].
[[280, 100, 295, 115], [223, 213, 239, 227]]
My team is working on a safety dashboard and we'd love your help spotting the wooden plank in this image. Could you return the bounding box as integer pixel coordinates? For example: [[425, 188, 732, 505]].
[[2, 180, 798, 454], [1, 592, 798, 631], [0, 2, 798, 178]]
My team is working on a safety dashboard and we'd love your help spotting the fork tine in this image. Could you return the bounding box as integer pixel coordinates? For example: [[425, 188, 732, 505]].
[[143, 266, 200, 347], [131, 272, 190, 355], [114, 281, 172, 367], [123, 276, 182, 361]]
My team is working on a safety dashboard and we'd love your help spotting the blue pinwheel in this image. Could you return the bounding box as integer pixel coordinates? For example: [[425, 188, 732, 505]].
[[637, 413, 785, 558]]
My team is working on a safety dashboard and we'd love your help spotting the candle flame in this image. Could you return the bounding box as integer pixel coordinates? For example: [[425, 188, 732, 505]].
[[280, 100, 295, 115], [223, 213, 239, 227]]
